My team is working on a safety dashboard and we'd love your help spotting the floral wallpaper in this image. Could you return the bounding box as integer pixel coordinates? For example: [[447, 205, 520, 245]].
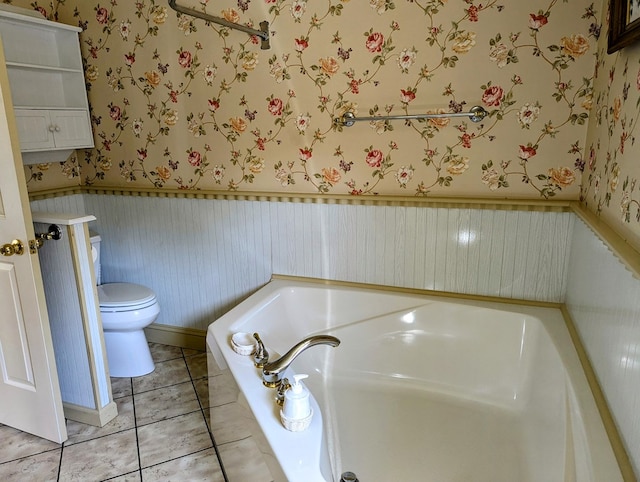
[[5, 0, 640, 247], [8, 0, 595, 197], [583, 5, 640, 249]]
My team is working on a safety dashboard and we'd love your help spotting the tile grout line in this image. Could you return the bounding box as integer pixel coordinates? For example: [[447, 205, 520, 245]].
[[183, 348, 230, 482], [130, 376, 143, 481], [56, 440, 64, 481]]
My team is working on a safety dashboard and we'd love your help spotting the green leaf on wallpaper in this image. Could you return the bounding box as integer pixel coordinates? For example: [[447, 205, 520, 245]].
[[443, 56, 458, 68], [329, 4, 343, 15]]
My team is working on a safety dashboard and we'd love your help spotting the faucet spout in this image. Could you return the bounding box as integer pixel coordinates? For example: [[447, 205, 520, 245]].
[[262, 335, 340, 387]]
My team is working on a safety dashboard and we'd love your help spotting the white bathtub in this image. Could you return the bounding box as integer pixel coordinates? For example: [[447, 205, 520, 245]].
[[207, 278, 624, 482]]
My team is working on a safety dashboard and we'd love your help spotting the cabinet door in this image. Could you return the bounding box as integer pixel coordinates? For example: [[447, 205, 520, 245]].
[[13, 109, 54, 151], [50, 110, 93, 149]]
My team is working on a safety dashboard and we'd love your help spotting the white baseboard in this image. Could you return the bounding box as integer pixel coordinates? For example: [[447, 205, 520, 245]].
[[63, 400, 118, 427], [144, 323, 207, 351]]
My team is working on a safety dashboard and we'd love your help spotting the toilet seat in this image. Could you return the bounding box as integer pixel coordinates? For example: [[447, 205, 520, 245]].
[[98, 282, 157, 312]]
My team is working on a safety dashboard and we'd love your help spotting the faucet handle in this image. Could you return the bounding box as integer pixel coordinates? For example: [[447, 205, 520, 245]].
[[253, 333, 269, 368], [275, 377, 291, 406]]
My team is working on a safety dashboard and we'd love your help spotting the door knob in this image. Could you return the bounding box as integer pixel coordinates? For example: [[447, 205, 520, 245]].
[[1, 239, 25, 256]]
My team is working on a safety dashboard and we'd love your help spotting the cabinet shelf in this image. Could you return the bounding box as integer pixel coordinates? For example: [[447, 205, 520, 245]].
[[0, 6, 93, 165], [6, 61, 83, 74]]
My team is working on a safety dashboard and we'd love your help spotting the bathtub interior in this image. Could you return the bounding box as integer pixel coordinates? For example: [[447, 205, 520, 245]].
[[209, 280, 623, 482]]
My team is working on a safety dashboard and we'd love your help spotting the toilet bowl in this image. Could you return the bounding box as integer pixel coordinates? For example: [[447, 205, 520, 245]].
[[91, 235, 160, 378]]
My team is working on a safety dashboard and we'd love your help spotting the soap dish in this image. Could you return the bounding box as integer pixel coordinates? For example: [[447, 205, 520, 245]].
[[231, 332, 256, 356], [280, 408, 313, 432]]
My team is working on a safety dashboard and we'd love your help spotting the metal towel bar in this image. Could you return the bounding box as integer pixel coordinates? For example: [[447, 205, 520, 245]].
[[336, 105, 487, 127], [168, 0, 270, 49]]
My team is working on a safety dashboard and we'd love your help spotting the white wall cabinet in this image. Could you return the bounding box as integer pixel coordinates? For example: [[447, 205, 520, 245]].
[[14, 109, 93, 150], [0, 6, 94, 165]]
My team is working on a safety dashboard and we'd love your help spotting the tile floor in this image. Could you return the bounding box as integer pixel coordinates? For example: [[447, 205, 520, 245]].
[[0, 343, 230, 481]]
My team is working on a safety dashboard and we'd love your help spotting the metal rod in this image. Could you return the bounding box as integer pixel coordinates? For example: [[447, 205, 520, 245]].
[[337, 105, 487, 127], [168, 0, 270, 50]]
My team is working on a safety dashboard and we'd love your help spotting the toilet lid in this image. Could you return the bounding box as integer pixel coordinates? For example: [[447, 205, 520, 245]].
[[98, 282, 157, 309]]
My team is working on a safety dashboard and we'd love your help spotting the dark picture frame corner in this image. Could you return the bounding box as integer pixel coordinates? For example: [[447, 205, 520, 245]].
[[609, 0, 640, 53]]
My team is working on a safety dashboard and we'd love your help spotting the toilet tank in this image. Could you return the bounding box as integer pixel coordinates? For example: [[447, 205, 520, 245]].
[[90, 234, 102, 285]]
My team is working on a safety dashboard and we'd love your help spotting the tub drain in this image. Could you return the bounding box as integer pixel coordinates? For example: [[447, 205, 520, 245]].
[[340, 472, 359, 482]]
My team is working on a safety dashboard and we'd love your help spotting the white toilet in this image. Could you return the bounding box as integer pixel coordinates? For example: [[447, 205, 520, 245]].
[[91, 234, 160, 377]]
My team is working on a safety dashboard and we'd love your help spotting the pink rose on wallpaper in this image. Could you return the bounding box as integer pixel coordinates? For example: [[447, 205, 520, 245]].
[[620, 131, 629, 154], [548, 167, 575, 187], [208, 99, 220, 111], [137, 149, 147, 161], [350, 79, 360, 94], [295, 38, 309, 52], [299, 148, 312, 161], [366, 33, 384, 53], [319, 57, 339, 76], [109, 105, 121, 121], [268, 98, 284, 116], [461, 133, 473, 148], [188, 150, 202, 167], [466, 5, 479, 22], [529, 13, 548, 30], [178, 50, 192, 69], [482, 85, 504, 106], [519, 145, 537, 160], [96, 7, 109, 24], [400, 89, 416, 103], [365, 149, 383, 168], [637, 67, 640, 90], [125, 53, 135, 66], [322, 167, 341, 185]]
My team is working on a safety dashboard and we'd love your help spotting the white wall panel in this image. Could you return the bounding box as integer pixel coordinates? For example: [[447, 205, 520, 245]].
[[34, 195, 573, 327], [34, 221, 94, 407], [30, 193, 85, 214], [566, 219, 640, 476]]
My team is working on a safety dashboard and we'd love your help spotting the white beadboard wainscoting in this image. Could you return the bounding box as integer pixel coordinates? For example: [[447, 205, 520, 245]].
[[29, 193, 640, 475], [31, 194, 574, 329], [566, 219, 640, 476]]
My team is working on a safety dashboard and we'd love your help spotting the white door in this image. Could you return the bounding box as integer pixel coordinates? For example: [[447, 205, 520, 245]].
[[0, 42, 66, 443]]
